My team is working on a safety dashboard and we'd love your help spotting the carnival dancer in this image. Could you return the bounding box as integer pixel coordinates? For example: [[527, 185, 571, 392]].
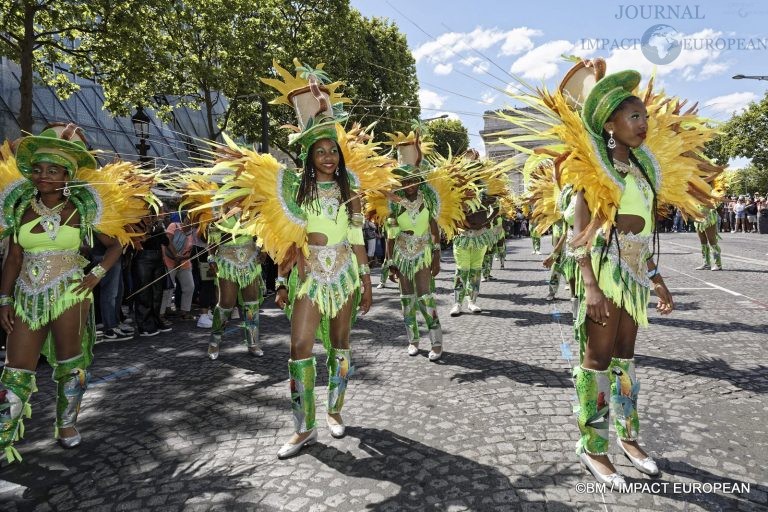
[[481, 216, 506, 281], [0, 124, 155, 462], [498, 60, 720, 486], [445, 150, 506, 316], [207, 61, 395, 459], [530, 220, 541, 255], [181, 179, 265, 359], [693, 174, 727, 271], [694, 208, 722, 271], [449, 194, 499, 317], [375, 130, 463, 362]]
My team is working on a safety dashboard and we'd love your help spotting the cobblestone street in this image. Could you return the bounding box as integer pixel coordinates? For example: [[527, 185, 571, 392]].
[[1, 234, 766, 511]]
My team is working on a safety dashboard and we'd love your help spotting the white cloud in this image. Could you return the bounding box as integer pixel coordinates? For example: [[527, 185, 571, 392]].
[[472, 61, 490, 74], [434, 63, 453, 75], [605, 28, 729, 82], [412, 26, 541, 66], [500, 27, 543, 56], [510, 40, 580, 81], [479, 91, 498, 105], [703, 92, 758, 116], [419, 89, 447, 110]]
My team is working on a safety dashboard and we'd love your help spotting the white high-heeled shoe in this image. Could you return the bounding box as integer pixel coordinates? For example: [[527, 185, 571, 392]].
[[277, 429, 317, 459], [617, 439, 659, 476], [407, 343, 419, 356], [579, 452, 626, 490], [326, 416, 346, 439], [428, 347, 443, 362]]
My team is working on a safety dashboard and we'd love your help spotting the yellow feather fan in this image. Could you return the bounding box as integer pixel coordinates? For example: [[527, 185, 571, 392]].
[[338, 123, 399, 195], [212, 134, 306, 264], [524, 157, 562, 235], [179, 176, 219, 236], [76, 163, 159, 246]]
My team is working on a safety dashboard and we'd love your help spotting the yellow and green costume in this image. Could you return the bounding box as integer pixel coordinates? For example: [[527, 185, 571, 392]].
[[498, 65, 720, 456], [0, 129, 155, 462], [206, 60, 396, 437]]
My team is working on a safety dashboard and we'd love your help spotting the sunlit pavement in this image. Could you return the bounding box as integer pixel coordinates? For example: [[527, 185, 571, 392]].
[[1, 233, 766, 511]]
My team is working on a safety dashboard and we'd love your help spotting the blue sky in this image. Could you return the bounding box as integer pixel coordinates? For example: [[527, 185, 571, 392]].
[[351, 0, 767, 164]]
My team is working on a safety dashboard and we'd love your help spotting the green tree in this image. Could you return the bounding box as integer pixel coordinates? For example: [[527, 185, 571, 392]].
[[0, 0, 164, 131], [726, 165, 768, 196], [230, 6, 420, 164], [428, 118, 469, 158], [705, 91, 768, 170]]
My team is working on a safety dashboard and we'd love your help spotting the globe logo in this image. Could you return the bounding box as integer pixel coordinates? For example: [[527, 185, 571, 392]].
[[641, 24, 682, 65]]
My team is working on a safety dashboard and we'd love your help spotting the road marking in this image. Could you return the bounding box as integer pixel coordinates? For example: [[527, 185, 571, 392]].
[[667, 287, 715, 291], [664, 241, 768, 267], [661, 264, 768, 309]]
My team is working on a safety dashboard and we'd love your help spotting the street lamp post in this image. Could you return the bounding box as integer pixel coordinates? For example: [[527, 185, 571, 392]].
[[732, 74, 768, 81], [131, 106, 151, 166], [421, 114, 449, 122]]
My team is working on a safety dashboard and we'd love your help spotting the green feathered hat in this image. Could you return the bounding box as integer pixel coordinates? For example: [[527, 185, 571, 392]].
[[15, 123, 97, 178], [581, 70, 641, 137]]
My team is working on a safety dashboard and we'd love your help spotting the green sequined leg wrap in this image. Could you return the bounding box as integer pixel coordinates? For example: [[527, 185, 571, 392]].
[[417, 293, 442, 347], [532, 236, 541, 252], [327, 348, 352, 414], [496, 243, 506, 268], [54, 353, 90, 438], [700, 244, 711, 266], [288, 357, 316, 433], [482, 251, 493, 279], [0, 367, 37, 463], [468, 269, 482, 302], [548, 267, 560, 298], [242, 301, 260, 350], [610, 358, 640, 442], [573, 366, 610, 455], [453, 270, 469, 305], [209, 305, 232, 357], [711, 243, 722, 267], [399, 294, 420, 344]]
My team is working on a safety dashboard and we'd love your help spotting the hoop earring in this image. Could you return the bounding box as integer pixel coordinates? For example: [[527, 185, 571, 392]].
[[63, 182, 71, 197], [607, 131, 617, 149]]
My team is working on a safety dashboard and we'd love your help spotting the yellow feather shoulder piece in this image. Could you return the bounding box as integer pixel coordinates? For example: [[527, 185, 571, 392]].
[[0, 142, 28, 238], [214, 134, 307, 264], [524, 157, 562, 235], [424, 165, 465, 240], [641, 83, 719, 218], [76, 162, 159, 246], [338, 123, 398, 193], [179, 177, 219, 236]]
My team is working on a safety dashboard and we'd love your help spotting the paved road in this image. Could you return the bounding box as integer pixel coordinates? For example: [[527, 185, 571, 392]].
[[1, 233, 766, 511]]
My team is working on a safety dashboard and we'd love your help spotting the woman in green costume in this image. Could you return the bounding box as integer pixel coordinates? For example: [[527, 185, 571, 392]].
[[0, 124, 149, 461], [206, 213, 265, 360], [571, 72, 674, 485], [385, 146, 443, 361]]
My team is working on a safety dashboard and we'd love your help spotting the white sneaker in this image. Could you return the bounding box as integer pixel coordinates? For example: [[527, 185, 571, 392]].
[[467, 301, 482, 314], [377, 282, 386, 289], [407, 343, 420, 356], [231, 309, 240, 320], [449, 303, 462, 317], [197, 314, 213, 328]]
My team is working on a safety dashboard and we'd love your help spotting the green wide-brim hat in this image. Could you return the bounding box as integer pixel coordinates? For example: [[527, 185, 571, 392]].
[[581, 70, 642, 137], [16, 127, 96, 178], [289, 115, 339, 163]]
